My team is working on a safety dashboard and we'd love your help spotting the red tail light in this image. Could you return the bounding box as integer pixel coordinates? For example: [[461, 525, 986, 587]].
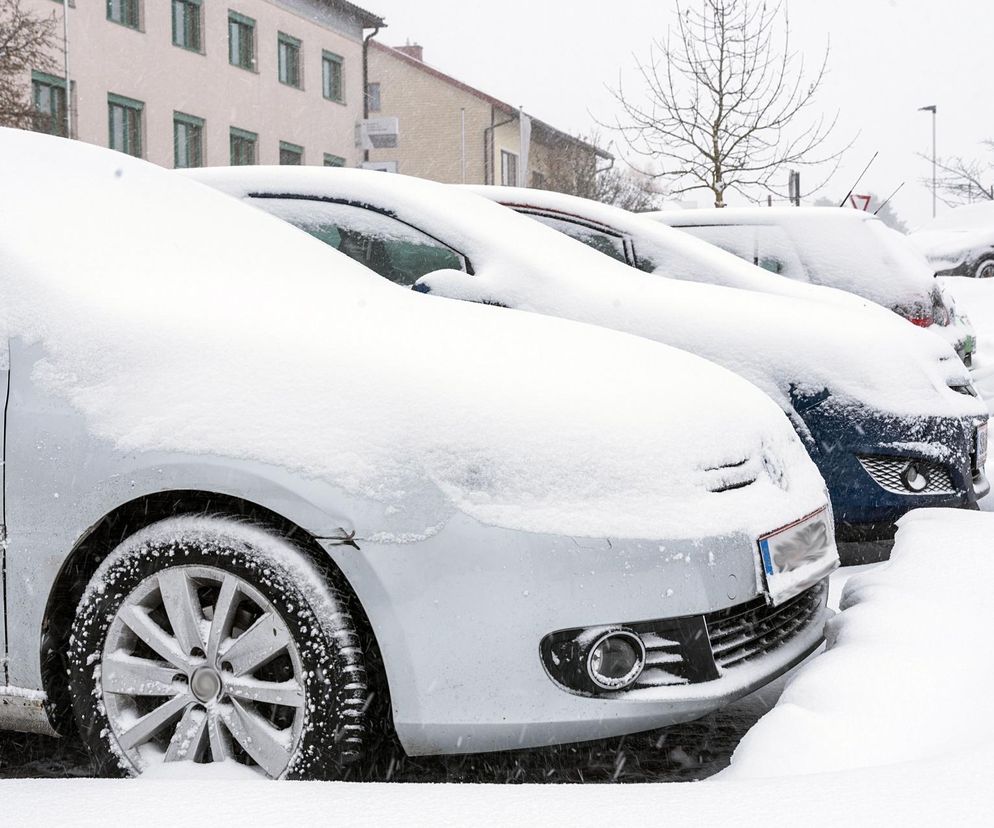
[[909, 316, 934, 328]]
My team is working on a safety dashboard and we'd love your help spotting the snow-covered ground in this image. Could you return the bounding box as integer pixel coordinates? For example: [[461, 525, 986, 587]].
[[4, 514, 994, 825]]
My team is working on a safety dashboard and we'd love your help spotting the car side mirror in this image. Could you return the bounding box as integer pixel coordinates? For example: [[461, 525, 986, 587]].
[[412, 269, 507, 308]]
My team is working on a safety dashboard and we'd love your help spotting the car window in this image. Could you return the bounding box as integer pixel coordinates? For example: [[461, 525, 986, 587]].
[[678, 224, 807, 281], [251, 197, 467, 286], [523, 211, 629, 264]]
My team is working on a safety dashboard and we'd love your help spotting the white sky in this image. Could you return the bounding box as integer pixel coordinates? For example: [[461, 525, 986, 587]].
[[364, 0, 994, 229]]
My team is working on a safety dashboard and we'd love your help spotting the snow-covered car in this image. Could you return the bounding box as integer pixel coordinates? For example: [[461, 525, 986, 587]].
[[910, 201, 994, 280], [188, 167, 989, 545], [645, 206, 976, 366], [0, 130, 841, 777]]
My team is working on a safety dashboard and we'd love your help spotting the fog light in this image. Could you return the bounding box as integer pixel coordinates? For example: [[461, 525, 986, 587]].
[[586, 631, 646, 690], [901, 461, 929, 493]]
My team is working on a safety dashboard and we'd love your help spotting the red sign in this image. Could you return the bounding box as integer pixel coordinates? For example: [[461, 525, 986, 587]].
[[849, 194, 872, 211]]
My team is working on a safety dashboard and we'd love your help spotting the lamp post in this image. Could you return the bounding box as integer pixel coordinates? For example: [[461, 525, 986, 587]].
[[919, 104, 937, 217], [62, 0, 71, 138]]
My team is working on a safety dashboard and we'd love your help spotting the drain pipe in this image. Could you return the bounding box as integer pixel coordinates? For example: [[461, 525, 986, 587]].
[[361, 25, 380, 164], [62, 0, 71, 138]]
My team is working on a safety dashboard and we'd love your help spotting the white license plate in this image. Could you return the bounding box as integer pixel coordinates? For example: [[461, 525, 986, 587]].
[[758, 507, 839, 605]]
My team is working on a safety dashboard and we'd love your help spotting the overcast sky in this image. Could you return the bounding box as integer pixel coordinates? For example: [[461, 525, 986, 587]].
[[365, 0, 994, 229]]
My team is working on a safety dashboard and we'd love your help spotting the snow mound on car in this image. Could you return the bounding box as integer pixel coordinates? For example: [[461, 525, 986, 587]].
[[0, 129, 826, 541], [194, 167, 980, 419], [724, 508, 994, 777]]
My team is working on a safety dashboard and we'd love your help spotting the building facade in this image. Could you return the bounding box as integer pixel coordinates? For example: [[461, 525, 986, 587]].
[[25, 0, 383, 168], [365, 41, 610, 186]]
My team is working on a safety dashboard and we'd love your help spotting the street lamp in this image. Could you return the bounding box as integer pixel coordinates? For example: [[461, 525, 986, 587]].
[[919, 104, 937, 218]]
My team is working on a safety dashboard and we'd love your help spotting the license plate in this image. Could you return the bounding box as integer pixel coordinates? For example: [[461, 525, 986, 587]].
[[975, 421, 988, 472], [757, 507, 839, 606]]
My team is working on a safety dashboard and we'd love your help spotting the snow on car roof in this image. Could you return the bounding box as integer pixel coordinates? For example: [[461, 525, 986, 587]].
[[0, 128, 828, 542], [649, 206, 934, 310], [913, 201, 994, 234], [187, 166, 981, 424]]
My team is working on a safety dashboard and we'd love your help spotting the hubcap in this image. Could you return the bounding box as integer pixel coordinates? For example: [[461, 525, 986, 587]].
[[190, 666, 222, 703], [100, 565, 306, 778]]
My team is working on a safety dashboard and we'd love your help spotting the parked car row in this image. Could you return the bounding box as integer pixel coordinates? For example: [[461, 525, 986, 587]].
[[0, 129, 986, 781]]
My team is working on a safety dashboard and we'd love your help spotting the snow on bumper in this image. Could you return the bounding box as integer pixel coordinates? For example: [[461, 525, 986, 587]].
[[319, 512, 830, 755]]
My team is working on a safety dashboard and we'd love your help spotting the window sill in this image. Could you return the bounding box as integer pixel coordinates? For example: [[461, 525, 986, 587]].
[[173, 42, 206, 56], [106, 18, 143, 33], [323, 96, 347, 106], [229, 61, 260, 74], [279, 80, 305, 91]]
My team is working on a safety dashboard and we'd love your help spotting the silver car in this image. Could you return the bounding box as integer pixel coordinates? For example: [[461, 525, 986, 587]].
[[0, 130, 837, 780]]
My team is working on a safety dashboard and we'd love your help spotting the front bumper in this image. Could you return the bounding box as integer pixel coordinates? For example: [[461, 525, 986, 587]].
[[793, 398, 986, 541], [319, 513, 830, 756]]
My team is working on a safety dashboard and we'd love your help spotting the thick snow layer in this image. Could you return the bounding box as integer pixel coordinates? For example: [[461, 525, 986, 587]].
[[190, 168, 981, 421], [0, 743, 989, 827], [724, 508, 994, 778], [0, 129, 828, 542], [652, 206, 935, 312], [911, 202, 994, 270]]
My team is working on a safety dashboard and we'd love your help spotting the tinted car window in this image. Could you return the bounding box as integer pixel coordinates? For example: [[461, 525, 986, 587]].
[[525, 212, 629, 264], [253, 197, 466, 286], [680, 224, 807, 281]]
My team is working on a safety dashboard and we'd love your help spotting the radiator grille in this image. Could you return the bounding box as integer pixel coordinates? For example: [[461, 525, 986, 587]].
[[857, 455, 956, 496]]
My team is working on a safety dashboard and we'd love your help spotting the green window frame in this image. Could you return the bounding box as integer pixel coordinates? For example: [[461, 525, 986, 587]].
[[322, 51, 344, 102], [174, 112, 204, 168], [278, 32, 302, 88], [228, 10, 256, 70], [106, 0, 140, 29], [108, 93, 144, 157], [279, 141, 303, 165], [172, 0, 202, 52], [31, 70, 68, 137], [230, 126, 257, 166], [323, 153, 345, 168]]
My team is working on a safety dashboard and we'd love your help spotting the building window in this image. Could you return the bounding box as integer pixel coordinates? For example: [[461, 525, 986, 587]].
[[31, 71, 67, 137], [230, 127, 257, 165], [108, 93, 144, 157], [279, 141, 303, 165], [278, 33, 302, 88], [228, 11, 256, 70], [172, 0, 202, 52], [322, 51, 343, 102], [323, 153, 345, 167], [500, 150, 518, 186], [107, 0, 140, 29], [174, 112, 204, 168], [366, 82, 381, 112]]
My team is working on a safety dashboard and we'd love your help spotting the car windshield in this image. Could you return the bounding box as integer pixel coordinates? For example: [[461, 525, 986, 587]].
[[252, 196, 466, 286]]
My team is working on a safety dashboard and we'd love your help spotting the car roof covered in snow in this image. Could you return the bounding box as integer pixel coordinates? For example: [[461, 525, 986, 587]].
[[0, 128, 832, 542], [647, 206, 934, 310]]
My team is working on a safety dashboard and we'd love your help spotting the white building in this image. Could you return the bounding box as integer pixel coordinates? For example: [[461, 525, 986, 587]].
[[25, 0, 384, 168]]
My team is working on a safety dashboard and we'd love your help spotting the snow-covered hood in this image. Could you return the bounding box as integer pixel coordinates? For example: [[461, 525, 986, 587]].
[[0, 129, 828, 542], [189, 166, 982, 422]]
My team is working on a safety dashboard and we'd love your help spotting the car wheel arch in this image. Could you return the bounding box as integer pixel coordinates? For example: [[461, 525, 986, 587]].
[[38, 489, 391, 742]]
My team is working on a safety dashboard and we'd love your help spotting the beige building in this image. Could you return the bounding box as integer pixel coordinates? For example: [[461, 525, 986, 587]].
[[366, 41, 610, 185], [25, 0, 383, 167]]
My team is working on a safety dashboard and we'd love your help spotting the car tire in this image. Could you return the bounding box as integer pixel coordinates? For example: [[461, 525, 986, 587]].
[[67, 515, 368, 780], [974, 258, 994, 279]]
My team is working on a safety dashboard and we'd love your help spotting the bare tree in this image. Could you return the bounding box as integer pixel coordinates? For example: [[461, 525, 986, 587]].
[[918, 144, 994, 206], [539, 131, 662, 212], [0, 0, 59, 130], [610, 0, 851, 207]]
